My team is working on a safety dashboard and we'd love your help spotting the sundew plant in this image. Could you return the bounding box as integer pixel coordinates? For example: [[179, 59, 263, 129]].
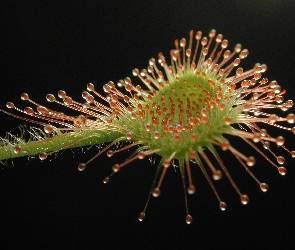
[[0, 29, 294, 224]]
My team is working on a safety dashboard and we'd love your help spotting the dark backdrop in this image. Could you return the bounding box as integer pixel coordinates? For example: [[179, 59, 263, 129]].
[[1, 1, 295, 249]]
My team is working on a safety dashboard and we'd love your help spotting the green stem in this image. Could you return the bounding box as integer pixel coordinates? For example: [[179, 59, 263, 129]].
[[0, 129, 123, 161]]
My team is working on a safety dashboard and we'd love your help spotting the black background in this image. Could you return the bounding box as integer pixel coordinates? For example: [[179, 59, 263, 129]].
[[1, 1, 295, 249]]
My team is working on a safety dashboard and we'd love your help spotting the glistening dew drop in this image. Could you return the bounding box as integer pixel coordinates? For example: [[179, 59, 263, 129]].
[[1, 29, 294, 224]]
